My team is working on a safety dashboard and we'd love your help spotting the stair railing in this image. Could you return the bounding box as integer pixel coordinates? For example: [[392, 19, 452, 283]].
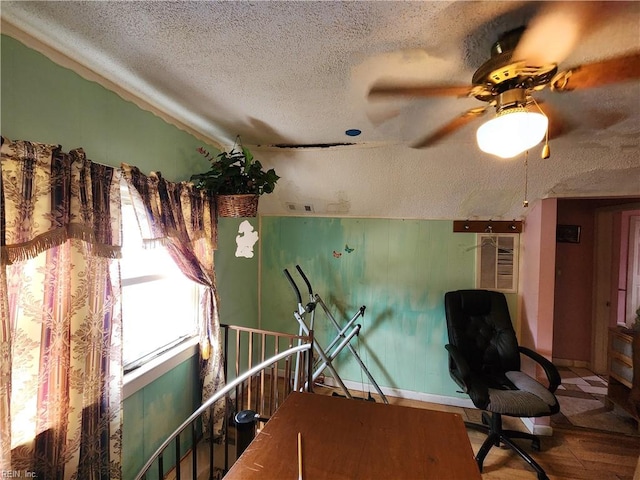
[[135, 324, 313, 480]]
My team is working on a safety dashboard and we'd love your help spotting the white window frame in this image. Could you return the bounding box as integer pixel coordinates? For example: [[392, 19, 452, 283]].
[[123, 337, 199, 399], [120, 187, 200, 396]]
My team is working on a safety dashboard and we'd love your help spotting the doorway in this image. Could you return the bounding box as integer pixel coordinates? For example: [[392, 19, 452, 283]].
[[552, 199, 640, 435], [592, 204, 640, 373], [552, 199, 639, 373]]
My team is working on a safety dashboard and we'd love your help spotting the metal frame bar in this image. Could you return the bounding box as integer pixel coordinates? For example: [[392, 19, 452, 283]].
[[284, 265, 389, 404]]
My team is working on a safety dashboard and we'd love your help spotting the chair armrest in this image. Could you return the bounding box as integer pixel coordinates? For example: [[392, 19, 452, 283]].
[[519, 346, 561, 393], [445, 344, 471, 390]]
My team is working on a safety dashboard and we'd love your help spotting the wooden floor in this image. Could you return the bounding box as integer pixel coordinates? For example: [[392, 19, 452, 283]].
[[315, 386, 640, 480]]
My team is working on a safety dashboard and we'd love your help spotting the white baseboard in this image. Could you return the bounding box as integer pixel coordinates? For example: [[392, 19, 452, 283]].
[[321, 376, 554, 436], [521, 417, 554, 436], [552, 358, 589, 369], [321, 376, 475, 408]]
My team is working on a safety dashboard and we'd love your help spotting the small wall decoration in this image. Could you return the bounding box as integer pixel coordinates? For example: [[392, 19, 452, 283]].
[[235, 220, 259, 258], [556, 224, 581, 244]]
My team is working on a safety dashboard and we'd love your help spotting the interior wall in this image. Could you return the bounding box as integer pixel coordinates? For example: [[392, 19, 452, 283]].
[[1, 34, 212, 179], [519, 198, 557, 431], [123, 356, 200, 479], [259, 216, 517, 398], [520, 198, 557, 360], [215, 218, 260, 328]]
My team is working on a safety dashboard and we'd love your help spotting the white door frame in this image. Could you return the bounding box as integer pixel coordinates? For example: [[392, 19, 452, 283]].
[[626, 215, 640, 327]]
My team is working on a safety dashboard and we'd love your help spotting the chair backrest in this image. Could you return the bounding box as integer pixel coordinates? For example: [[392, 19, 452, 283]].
[[445, 290, 520, 375]]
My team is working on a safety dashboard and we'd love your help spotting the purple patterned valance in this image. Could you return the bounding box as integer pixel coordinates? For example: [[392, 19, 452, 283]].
[[1, 137, 122, 264], [121, 163, 217, 251]]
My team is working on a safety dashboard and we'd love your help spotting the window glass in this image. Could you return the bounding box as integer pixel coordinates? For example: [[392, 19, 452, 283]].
[[121, 193, 199, 372]]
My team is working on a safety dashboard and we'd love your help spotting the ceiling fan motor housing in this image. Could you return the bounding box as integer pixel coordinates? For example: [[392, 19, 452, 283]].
[[496, 88, 529, 114], [471, 27, 558, 102]]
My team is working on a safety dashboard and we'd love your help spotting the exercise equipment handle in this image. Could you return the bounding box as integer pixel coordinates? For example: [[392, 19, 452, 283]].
[[284, 269, 302, 305], [295, 265, 314, 296]]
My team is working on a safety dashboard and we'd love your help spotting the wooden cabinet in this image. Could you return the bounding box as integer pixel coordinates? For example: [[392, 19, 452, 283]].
[[606, 327, 640, 428]]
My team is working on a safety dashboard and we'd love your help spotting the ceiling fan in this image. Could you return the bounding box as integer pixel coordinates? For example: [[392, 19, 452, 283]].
[[368, 2, 640, 158]]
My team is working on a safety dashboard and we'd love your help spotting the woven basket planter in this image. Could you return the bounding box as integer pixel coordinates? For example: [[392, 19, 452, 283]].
[[216, 194, 259, 217]]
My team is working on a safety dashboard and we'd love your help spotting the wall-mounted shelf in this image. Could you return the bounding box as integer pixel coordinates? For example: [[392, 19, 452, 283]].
[[453, 220, 522, 234]]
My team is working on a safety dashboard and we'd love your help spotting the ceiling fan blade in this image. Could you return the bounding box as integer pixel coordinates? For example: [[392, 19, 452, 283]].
[[411, 107, 488, 149], [368, 80, 472, 99], [554, 52, 640, 91], [366, 107, 402, 126], [513, 2, 613, 66]]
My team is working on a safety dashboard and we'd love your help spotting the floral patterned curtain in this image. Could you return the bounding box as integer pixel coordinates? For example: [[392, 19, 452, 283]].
[[120, 164, 225, 434], [0, 138, 122, 478]]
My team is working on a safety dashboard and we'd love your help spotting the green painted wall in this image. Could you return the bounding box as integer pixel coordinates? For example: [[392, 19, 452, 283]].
[[123, 355, 201, 479], [260, 217, 480, 397], [215, 218, 260, 328], [1, 34, 211, 180]]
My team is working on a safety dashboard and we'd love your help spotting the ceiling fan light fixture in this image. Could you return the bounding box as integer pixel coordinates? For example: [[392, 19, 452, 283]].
[[476, 107, 548, 159]]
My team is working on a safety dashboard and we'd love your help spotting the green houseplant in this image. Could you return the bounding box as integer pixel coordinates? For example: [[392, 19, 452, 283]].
[[191, 139, 279, 217]]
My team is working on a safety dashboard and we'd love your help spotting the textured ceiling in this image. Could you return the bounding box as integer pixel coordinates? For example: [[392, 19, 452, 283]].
[[2, 1, 639, 219]]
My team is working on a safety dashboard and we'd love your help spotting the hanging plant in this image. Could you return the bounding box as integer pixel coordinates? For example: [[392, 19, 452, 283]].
[[190, 138, 279, 196]]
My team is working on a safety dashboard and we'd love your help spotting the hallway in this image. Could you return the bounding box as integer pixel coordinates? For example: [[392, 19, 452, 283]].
[[552, 366, 638, 436]]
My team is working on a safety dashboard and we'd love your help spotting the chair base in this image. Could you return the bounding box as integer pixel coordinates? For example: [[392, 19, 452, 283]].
[[465, 412, 549, 480]]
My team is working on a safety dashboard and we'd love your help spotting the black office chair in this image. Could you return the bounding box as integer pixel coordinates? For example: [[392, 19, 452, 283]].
[[444, 290, 561, 480]]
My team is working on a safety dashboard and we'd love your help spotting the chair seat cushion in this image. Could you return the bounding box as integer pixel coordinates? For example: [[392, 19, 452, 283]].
[[486, 371, 559, 417]]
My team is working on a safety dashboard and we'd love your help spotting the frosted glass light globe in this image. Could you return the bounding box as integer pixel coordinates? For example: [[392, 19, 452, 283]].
[[477, 109, 548, 159]]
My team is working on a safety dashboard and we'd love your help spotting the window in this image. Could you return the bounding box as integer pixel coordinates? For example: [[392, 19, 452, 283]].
[[476, 234, 519, 293], [626, 215, 640, 328], [120, 193, 200, 373]]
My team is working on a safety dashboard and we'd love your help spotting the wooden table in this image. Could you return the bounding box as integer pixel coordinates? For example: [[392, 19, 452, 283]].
[[224, 392, 481, 479]]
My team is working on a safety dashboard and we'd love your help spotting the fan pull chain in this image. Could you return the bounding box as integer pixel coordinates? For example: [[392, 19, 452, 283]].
[[523, 150, 529, 208], [531, 97, 551, 159]]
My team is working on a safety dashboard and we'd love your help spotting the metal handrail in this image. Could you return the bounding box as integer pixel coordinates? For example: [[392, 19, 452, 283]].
[[134, 342, 312, 480]]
